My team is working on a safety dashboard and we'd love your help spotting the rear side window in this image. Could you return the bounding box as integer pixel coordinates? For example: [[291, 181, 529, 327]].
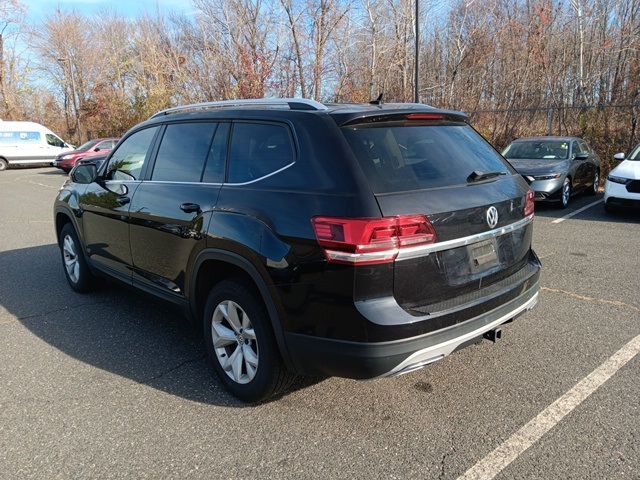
[[228, 123, 294, 183], [342, 124, 512, 193], [152, 123, 217, 182], [96, 140, 113, 151]]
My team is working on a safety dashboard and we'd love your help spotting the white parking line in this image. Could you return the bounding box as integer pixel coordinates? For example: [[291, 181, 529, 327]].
[[26, 180, 59, 190], [457, 333, 640, 480], [551, 199, 603, 224]]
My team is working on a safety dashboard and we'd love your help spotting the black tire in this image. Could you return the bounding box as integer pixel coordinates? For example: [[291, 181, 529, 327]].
[[587, 170, 599, 195], [59, 223, 95, 293], [0, 158, 7, 171], [557, 177, 572, 209], [203, 279, 297, 403], [604, 201, 616, 214]]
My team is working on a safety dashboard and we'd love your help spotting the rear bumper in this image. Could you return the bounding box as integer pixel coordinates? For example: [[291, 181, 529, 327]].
[[285, 280, 539, 378]]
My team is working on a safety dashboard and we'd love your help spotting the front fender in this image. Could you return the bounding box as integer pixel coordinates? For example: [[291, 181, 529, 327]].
[[53, 183, 86, 245]]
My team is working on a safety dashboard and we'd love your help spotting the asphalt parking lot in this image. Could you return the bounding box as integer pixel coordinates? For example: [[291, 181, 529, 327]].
[[1, 167, 638, 479]]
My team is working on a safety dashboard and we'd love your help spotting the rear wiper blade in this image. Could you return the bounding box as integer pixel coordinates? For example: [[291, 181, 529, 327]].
[[467, 170, 507, 183]]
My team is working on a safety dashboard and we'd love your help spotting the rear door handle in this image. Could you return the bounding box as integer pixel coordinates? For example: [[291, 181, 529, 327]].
[[180, 203, 201, 214], [116, 196, 130, 206]]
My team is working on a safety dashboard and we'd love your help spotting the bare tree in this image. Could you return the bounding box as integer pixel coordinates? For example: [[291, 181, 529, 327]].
[[0, 0, 26, 118]]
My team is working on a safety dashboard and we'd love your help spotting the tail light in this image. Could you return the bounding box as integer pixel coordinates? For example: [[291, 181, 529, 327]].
[[406, 113, 445, 121], [312, 215, 437, 266], [524, 189, 535, 217]]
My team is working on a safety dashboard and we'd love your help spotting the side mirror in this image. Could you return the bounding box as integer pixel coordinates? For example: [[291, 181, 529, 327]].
[[574, 152, 589, 160], [94, 147, 101, 152], [613, 152, 625, 161], [71, 163, 98, 184]]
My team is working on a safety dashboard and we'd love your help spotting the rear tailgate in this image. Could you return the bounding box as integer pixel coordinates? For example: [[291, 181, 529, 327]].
[[340, 115, 535, 314], [377, 179, 533, 311]]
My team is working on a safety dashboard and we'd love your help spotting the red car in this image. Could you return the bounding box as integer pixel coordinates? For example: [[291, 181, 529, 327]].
[[53, 138, 119, 173]]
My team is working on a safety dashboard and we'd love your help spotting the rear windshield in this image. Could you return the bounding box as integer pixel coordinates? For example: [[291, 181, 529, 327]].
[[502, 140, 570, 160], [342, 123, 512, 193]]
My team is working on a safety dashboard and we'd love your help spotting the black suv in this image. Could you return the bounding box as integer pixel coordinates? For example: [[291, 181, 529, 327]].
[[54, 98, 540, 402]]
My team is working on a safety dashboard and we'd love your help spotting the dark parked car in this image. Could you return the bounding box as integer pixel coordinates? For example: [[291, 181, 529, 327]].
[[502, 136, 601, 208], [54, 99, 540, 402], [53, 137, 119, 173]]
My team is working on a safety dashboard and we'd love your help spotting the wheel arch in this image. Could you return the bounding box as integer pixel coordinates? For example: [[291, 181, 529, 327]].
[[190, 249, 294, 370], [55, 210, 74, 245]]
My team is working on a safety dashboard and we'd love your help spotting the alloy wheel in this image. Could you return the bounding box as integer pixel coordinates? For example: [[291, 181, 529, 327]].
[[62, 234, 80, 283], [211, 300, 259, 384]]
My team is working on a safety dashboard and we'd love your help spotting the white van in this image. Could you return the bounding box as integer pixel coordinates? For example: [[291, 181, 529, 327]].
[[0, 121, 74, 171]]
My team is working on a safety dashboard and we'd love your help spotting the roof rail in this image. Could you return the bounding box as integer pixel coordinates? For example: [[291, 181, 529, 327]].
[[151, 98, 328, 118]]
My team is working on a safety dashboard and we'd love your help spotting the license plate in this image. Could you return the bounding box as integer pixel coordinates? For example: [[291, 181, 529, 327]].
[[468, 239, 499, 273]]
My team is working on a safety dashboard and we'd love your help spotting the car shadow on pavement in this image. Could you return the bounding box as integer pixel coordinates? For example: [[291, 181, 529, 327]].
[[0, 244, 319, 407]]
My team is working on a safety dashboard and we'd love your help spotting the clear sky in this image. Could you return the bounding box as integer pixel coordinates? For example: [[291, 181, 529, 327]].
[[25, 0, 198, 21]]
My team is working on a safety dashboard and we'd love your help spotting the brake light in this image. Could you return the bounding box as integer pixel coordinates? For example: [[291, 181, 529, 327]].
[[524, 189, 535, 217], [312, 215, 437, 265], [406, 113, 445, 121]]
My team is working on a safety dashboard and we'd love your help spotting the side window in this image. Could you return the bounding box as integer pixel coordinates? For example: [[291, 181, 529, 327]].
[[228, 123, 294, 183], [578, 141, 590, 154], [202, 122, 229, 183], [105, 127, 158, 181], [46, 133, 65, 147], [152, 123, 217, 182]]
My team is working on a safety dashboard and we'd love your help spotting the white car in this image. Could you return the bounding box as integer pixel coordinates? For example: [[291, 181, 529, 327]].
[[604, 144, 640, 212]]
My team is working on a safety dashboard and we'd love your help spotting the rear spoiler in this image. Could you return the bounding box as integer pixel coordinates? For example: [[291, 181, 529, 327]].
[[335, 109, 469, 127]]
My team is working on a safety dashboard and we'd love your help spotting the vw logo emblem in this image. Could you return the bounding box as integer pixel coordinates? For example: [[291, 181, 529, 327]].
[[486, 206, 499, 228]]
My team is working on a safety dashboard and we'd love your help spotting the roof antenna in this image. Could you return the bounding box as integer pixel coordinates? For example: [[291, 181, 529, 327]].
[[369, 92, 384, 105]]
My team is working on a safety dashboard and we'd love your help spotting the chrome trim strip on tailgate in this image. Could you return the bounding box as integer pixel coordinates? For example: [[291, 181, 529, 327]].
[[396, 214, 534, 261]]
